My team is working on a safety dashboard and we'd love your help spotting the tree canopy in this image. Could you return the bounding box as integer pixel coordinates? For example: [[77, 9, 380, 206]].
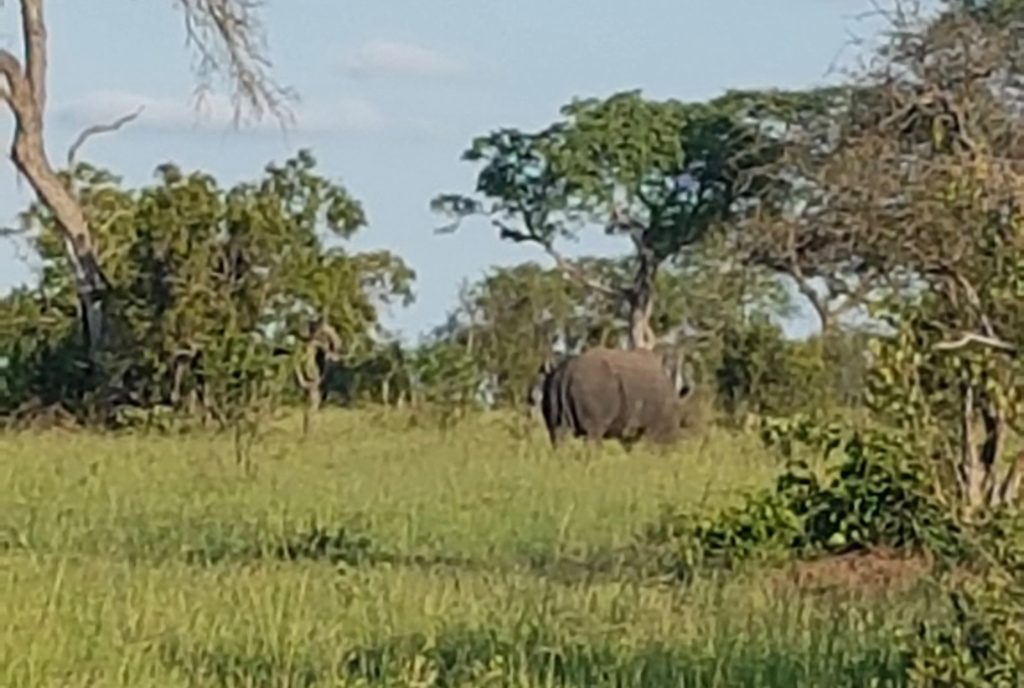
[[433, 89, 787, 349]]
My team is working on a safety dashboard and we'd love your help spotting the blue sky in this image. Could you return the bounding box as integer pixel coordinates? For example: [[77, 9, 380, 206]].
[[0, 0, 897, 342]]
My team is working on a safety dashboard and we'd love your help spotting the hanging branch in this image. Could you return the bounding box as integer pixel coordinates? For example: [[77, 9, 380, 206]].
[[66, 106, 145, 169]]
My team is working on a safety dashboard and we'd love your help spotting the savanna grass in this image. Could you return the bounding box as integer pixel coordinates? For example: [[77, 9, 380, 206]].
[[0, 408, 936, 686]]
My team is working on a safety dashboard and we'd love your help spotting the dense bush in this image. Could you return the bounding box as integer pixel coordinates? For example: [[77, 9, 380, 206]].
[[713, 318, 867, 422], [644, 417, 962, 580], [0, 153, 413, 426]]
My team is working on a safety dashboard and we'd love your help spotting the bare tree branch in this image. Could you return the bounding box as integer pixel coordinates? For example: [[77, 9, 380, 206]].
[[0, 225, 26, 238], [0, 49, 27, 102], [1, 34, 109, 352], [19, 0, 46, 111], [66, 106, 144, 169], [997, 451, 1024, 507], [172, 0, 296, 127], [494, 219, 620, 298], [935, 333, 1019, 354]]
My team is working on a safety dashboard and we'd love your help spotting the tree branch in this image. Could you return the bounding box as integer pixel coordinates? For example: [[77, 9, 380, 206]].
[[997, 451, 1024, 507], [828, 273, 877, 319], [494, 220, 619, 298], [0, 49, 28, 107], [0, 224, 27, 238], [66, 106, 145, 169], [19, 0, 47, 112], [173, 0, 295, 126], [935, 333, 1019, 354]]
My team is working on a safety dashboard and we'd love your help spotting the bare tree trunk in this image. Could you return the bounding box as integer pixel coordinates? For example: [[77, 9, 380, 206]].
[[627, 250, 658, 350], [1, 2, 109, 355], [295, 359, 320, 436], [980, 399, 1005, 506], [996, 451, 1024, 507], [958, 383, 986, 519], [793, 273, 831, 334], [956, 381, 1022, 518], [170, 358, 187, 408]]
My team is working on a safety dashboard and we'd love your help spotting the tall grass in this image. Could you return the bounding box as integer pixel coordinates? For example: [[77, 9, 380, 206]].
[[0, 409, 932, 686]]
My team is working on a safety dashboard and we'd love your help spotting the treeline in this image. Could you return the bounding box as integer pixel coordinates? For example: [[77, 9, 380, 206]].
[[0, 151, 867, 426], [3, 1, 1024, 515]]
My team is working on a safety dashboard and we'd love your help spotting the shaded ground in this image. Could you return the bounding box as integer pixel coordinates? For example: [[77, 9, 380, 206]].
[[774, 547, 934, 596]]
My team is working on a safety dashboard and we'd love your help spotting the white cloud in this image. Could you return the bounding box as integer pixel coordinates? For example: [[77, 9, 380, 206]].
[[338, 39, 467, 80], [54, 89, 391, 134]]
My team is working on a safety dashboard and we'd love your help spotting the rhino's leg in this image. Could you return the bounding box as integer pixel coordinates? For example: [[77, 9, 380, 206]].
[[619, 436, 638, 453], [548, 424, 569, 449]]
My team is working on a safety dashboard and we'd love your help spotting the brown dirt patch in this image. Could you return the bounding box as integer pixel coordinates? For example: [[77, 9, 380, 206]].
[[771, 547, 935, 596], [3, 400, 81, 431]]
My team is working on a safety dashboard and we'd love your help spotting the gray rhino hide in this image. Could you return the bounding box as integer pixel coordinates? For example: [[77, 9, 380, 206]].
[[539, 347, 691, 448]]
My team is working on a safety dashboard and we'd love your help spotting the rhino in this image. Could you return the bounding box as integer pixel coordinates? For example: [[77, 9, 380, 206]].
[[529, 346, 693, 449]]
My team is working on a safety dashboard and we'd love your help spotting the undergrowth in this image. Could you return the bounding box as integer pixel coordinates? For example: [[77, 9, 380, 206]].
[[642, 413, 1024, 686], [643, 418, 963, 581]]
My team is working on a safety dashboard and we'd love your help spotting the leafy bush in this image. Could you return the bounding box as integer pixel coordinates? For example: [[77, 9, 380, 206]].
[[406, 340, 484, 429], [898, 570, 1024, 687], [714, 318, 868, 424], [645, 417, 963, 580]]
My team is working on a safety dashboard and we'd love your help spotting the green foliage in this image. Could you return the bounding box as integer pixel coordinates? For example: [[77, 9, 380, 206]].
[[0, 287, 88, 415], [648, 417, 962, 579], [429, 242, 799, 410], [433, 90, 786, 346], [717, 317, 818, 420], [437, 264, 587, 407], [893, 509, 1024, 687], [899, 571, 1024, 687], [956, 0, 1024, 26], [0, 152, 414, 426], [407, 339, 484, 428], [325, 340, 413, 406]]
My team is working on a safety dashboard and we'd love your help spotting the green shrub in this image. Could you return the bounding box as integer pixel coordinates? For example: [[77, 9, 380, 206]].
[[645, 417, 963, 580], [898, 571, 1024, 687]]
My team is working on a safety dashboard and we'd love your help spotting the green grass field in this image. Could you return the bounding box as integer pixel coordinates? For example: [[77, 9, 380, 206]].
[[0, 409, 939, 687]]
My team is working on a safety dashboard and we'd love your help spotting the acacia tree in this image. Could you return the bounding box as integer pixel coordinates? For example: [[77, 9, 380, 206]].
[[0, 0, 291, 365], [432, 90, 780, 350], [738, 0, 1024, 334], [727, 86, 892, 332], [788, 4, 1024, 517]]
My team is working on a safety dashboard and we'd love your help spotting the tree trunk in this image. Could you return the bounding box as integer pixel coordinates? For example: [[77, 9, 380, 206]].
[[958, 383, 987, 519], [1, 15, 109, 357], [956, 382, 1022, 519], [627, 250, 658, 350], [791, 272, 831, 334]]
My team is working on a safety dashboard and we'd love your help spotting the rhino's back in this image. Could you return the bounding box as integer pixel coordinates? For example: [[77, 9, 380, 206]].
[[563, 347, 680, 439], [577, 348, 675, 402], [559, 349, 622, 431]]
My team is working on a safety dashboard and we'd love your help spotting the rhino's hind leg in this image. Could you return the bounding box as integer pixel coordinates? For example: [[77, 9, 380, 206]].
[[548, 424, 569, 449], [620, 432, 643, 453]]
